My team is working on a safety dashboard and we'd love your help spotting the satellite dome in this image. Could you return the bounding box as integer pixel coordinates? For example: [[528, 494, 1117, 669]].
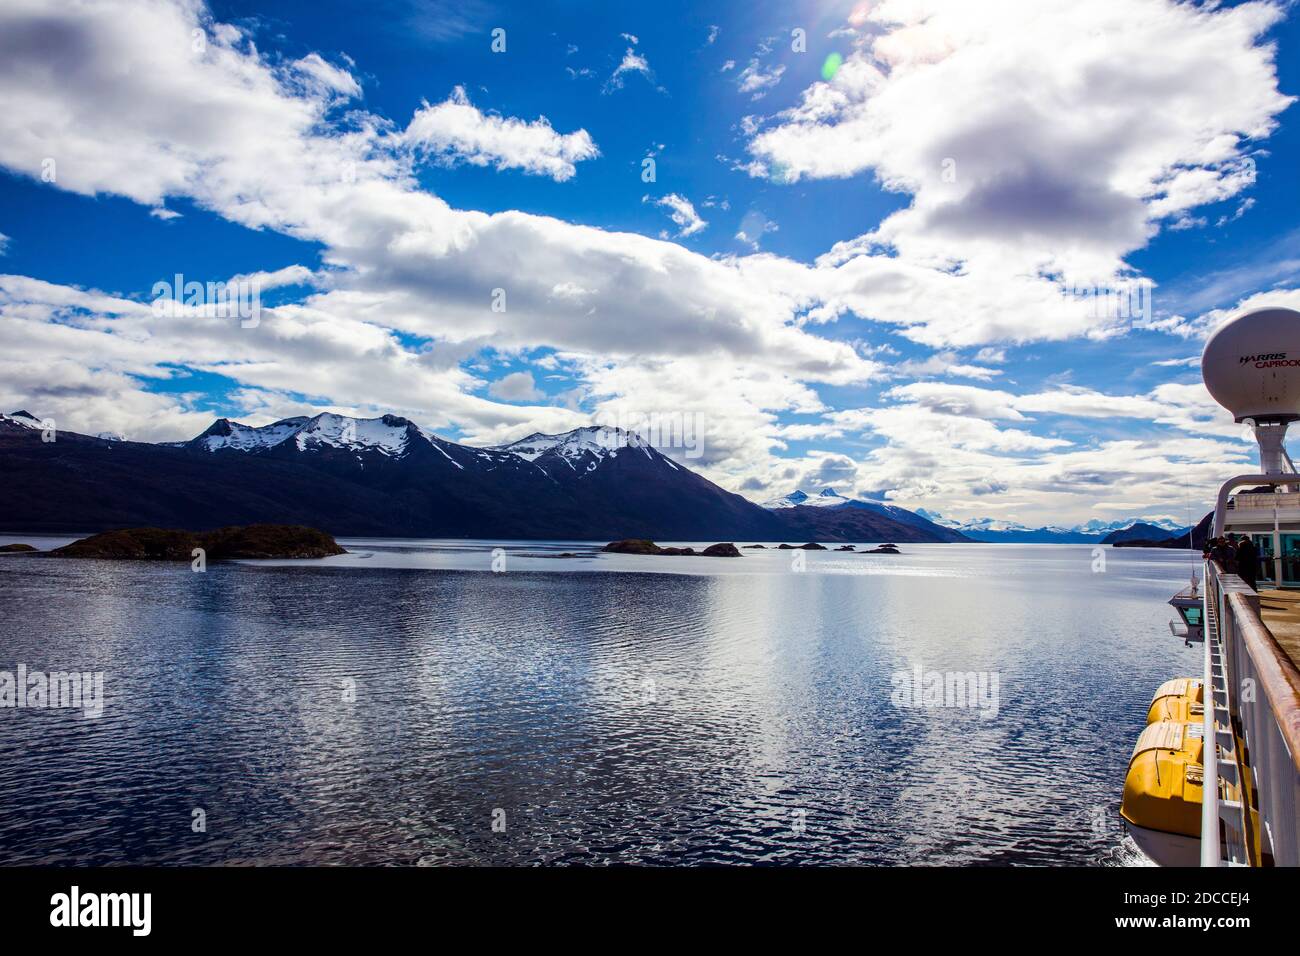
[[1202, 307, 1300, 423]]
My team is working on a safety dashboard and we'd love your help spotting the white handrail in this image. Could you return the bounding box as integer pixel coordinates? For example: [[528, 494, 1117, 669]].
[[1201, 550, 1300, 866]]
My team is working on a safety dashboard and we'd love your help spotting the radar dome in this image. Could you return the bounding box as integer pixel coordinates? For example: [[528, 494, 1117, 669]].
[[1202, 307, 1300, 423]]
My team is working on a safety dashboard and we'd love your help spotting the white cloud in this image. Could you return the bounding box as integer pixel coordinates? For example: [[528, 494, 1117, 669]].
[[643, 193, 707, 238], [891, 352, 1002, 381], [811, 378, 1254, 525], [735, 210, 777, 250], [606, 47, 653, 91], [734, 0, 1292, 347], [488, 371, 545, 402], [292, 53, 362, 99], [748, 1, 1289, 267], [1156, 287, 1300, 340], [403, 87, 598, 182], [737, 60, 785, 99]]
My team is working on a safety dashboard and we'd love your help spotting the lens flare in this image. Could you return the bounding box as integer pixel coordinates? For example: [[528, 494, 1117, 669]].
[[821, 52, 843, 81]]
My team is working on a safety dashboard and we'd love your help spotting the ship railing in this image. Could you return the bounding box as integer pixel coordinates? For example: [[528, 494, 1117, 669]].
[[1204, 558, 1300, 866], [1229, 491, 1300, 511]]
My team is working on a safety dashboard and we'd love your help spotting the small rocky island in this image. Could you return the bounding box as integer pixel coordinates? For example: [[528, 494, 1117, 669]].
[[603, 539, 741, 557], [777, 542, 828, 551], [0, 543, 38, 553], [51, 525, 347, 561], [862, 544, 901, 554]]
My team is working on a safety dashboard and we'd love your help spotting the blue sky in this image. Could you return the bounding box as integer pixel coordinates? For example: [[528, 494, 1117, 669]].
[[1, 0, 1298, 526]]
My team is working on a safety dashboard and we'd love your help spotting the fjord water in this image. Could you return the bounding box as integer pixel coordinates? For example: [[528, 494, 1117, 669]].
[[0, 540, 1199, 865]]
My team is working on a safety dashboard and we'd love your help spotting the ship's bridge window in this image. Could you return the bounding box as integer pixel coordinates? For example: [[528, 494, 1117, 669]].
[[1183, 606, 1202, 627]]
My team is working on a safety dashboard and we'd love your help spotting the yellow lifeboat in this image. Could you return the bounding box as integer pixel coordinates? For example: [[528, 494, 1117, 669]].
[[1120, 720, 1209, 867], [1146, 677, 1204, 724]]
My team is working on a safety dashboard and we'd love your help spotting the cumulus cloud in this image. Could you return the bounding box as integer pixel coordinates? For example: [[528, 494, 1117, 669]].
[[487, 371, 545, 402], [403, 86, 598, 181], [291, 53, 362, 99], [812, 378, 1252, 525], [739, 0, 1292, 346], [891, 351, 1002, 381]]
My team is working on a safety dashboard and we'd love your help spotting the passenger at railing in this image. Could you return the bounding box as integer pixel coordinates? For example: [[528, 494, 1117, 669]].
[[1235, 535, 1259, 591], [1211, 536, 1237, 574]]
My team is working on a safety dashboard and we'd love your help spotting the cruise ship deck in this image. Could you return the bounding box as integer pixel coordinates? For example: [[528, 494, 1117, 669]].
[[1259, 588, 1300, 667]]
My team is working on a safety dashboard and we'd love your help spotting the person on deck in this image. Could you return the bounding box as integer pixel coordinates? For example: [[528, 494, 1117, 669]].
[[1236, 535, 1259, 591], [1211, 537, 1237, 574]]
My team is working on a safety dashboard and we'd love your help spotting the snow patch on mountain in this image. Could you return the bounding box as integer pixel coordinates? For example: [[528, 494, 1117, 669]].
[[763, 488, 851, 509], [498, 426, 651, 468], [291, 413, 415, 456], [764, 488, 921, 520], [915, 509, 1188, 536], [2, 410, 43, 430], [194, 413, 430, 457], [196, 417, 309, 452]]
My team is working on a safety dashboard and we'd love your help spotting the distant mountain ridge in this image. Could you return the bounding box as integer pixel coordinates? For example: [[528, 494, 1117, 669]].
[[914, 507, 1190, 544], [0, 412, 958, 543], [1100, 522, 1182, 544], [761, 488, 968, 543]]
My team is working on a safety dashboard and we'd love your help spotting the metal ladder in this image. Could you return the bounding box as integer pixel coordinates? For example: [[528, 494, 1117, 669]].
[[1204, 585, 1249, 865]]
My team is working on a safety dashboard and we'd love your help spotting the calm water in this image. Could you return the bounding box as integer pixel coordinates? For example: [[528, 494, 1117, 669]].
[[0, 538, 1202, 865]]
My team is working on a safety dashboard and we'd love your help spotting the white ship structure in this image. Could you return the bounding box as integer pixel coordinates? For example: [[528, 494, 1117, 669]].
[[1121, 307, 1300, 867]]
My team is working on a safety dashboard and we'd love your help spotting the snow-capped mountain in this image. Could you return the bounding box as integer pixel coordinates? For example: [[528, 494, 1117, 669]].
[[191, 413, 433, 458], [497, 426, 652, 465], [1071, 516, 1188, 534], [185, 412, 554, 485], [0, 411, 795, 540], [0, 409, 1192, 545], [761, 488, 968, 543], [914, 509, 1190, 543], [764, 488, 844, 508], [188, 416, 316, 453], [1, 410, 42, 430]]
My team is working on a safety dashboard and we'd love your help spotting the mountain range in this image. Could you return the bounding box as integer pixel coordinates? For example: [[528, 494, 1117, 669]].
[[913, 508, 1190, 544], [761, 488, 967, 542], [0, 411, 959, 543]]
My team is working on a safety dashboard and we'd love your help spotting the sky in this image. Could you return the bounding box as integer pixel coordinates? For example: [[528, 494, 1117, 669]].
[[1, 0, 1299, 527]]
